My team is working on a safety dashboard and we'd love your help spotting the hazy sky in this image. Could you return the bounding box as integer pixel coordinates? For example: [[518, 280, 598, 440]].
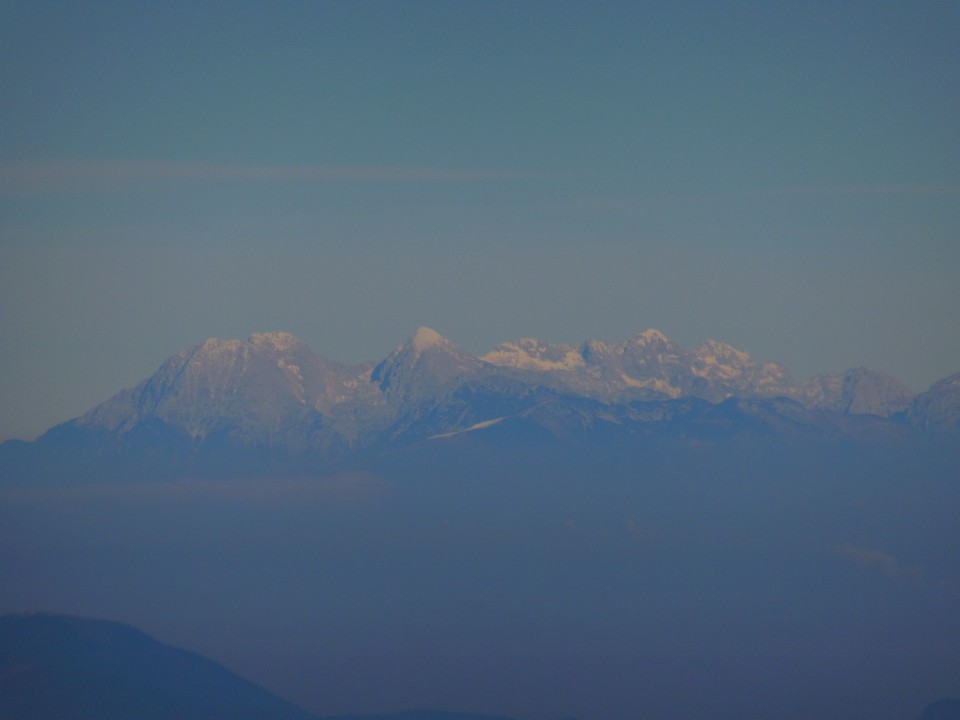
[[2, 1, 958, 439]]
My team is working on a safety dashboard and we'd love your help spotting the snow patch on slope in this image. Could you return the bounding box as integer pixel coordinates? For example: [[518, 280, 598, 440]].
[[631, 328, 672, 345], [481, 338, 585, 371], [619, 373, 682, 397], [428, 417, 505, 440], [411, 326, 445, 353]]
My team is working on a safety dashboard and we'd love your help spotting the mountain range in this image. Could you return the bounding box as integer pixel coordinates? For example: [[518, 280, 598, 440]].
[[2, 327, 958, 483], [3, 329, 958, 719]]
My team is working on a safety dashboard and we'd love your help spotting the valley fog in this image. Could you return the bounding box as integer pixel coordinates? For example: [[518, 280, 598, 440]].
[[2, 438, 958, 720]]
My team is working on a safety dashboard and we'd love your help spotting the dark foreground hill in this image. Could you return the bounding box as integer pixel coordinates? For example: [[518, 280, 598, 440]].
[[0, 612, 315, 720], [328, 712, 517, 720], [0, 613, 954, 720], [0, 613, 524, 720], [920, 700, 960, 720], [919, 699, 960, 720]]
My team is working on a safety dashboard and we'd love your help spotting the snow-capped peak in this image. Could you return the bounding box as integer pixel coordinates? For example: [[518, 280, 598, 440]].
[[371, 326, 477, 393], [695, 339, 751, 366], [480, 338, 584, 371], [410, 326, 447, 353], [631, 328, 672, 345]]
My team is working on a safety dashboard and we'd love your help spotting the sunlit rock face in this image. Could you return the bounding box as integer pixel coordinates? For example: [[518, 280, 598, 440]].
[[77, 332, 351, 448], [481, 337, 585, 372], [480, 328, 800, 404]]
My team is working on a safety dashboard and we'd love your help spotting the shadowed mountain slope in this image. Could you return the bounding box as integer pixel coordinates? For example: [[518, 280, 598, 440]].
[[0, 612, 316, 720], [327, 711, 517, 720], [908, 372, 960, 431], [918, 699, 960, 720]]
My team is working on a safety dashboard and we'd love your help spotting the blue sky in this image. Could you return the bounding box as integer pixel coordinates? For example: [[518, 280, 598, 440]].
[[1, 1, 958, 439]]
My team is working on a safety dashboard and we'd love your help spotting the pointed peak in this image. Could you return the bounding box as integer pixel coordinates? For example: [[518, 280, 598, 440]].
[[696, 339, 752, 364], [630, 328, 672, 345], [698, 338, 740, 351], [409, 326, 448, 353], [372, 327, 477, 393], [373, 327, 465, 382]]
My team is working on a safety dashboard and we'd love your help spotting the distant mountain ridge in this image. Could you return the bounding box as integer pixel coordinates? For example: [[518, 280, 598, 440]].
[[480, 328, 914, 413], [76, 326, 919, 427], [2, 327, 956, 483]]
